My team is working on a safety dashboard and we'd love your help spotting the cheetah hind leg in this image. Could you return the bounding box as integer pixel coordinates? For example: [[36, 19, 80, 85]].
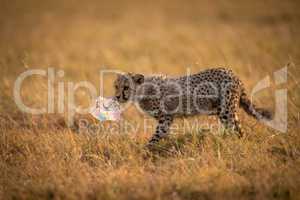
[[218, 88, 244, 137]]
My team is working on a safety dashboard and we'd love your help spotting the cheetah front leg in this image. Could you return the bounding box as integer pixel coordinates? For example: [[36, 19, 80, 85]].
[[148, 115, 174, 146]]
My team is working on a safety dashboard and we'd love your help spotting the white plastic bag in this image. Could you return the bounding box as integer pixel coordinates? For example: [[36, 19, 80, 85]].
[[90, 96, 121, 121]]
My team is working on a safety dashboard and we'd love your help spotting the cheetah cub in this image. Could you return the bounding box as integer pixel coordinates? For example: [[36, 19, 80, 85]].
[[113, 68, 272, 146]]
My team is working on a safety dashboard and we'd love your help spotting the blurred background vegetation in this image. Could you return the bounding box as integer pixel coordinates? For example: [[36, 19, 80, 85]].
[[0, 0, 299, 199]]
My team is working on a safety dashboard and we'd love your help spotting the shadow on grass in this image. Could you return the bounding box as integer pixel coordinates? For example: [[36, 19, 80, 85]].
[[144, 128, 243, 159], [144, 129, 208, 158]]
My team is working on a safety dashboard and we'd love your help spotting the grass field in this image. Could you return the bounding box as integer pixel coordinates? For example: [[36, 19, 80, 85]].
[[1, 0, 300, 199]]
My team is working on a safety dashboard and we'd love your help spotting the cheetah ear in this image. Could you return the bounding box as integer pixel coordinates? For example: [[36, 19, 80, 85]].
[[116, 72, 124, 79], [132, 74, 144, 84]]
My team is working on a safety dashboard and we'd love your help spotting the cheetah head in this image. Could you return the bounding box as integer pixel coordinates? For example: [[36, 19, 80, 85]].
[[113, 73, 144, 103]]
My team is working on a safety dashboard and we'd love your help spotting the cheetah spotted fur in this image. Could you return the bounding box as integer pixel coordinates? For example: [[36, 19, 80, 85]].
[[114, 68, 272, 146]]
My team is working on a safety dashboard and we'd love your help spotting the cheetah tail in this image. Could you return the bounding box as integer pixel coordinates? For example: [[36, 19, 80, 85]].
[[239, 91, 273, 121]]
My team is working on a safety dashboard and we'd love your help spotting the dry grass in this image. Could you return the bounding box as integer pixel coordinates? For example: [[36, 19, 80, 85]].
[[1, 0, 300, 199]]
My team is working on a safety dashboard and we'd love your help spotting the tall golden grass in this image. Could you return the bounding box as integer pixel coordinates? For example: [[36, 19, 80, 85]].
[[1, 0, 300, 199]]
